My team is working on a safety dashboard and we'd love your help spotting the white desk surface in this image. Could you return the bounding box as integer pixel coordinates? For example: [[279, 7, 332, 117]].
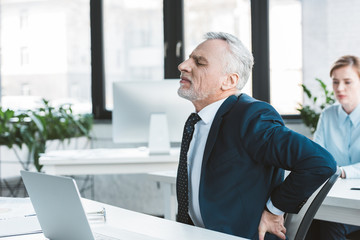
[[315, 178, 360, 226], [148, 171, 360, 226], [1, 198, 247, 240], [148, 170, 177, 184], [39, 148, 180, 175]]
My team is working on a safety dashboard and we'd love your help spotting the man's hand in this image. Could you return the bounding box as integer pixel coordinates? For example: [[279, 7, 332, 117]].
[[258, 209, 286, 240]]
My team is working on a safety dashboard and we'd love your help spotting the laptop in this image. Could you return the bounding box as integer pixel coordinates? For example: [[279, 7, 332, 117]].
[[21, 170, 160, 240]]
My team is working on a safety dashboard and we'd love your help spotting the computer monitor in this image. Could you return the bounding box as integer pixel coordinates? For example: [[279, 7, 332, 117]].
[[112, 80, 194, 154]]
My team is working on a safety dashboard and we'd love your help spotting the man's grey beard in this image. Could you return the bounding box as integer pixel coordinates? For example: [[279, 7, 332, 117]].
[[177, 86, 209, 102]]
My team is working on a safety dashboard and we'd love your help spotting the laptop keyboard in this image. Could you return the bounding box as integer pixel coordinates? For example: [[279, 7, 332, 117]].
[[94, 232, 122, 240]]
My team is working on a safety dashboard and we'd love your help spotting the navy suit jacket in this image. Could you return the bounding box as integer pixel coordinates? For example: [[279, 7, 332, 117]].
[[193, 94, 336, 239]]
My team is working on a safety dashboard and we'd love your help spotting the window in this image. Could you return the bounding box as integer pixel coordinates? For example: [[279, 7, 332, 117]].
[[0, 0, 91, 113], [103, 0, 164, 111], [19, 9, 29, 29], [4, 0, 359, 119], [269, 0, 302, 115], [20, 46, 29, 66]]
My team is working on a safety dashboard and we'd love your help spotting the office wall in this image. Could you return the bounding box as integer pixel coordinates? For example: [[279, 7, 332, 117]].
[[302, 0, 360, 104]]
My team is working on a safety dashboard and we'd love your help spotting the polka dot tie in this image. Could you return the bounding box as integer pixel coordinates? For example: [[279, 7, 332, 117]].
[[176, 113, 201, 224]]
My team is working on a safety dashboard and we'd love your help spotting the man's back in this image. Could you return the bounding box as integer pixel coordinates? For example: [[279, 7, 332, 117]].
[[197, 94, 336, 239]]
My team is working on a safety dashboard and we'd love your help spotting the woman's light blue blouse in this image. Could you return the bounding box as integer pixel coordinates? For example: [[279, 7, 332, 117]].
[[314, 103, 360, 178]]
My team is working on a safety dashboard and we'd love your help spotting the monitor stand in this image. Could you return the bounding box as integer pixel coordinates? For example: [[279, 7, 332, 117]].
[[148, 113, 171, 155]]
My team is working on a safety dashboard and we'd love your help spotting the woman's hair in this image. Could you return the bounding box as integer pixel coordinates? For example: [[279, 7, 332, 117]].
[[330, 55, 360, 77]]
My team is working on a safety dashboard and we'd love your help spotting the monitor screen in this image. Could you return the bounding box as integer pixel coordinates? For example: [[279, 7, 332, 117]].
[[112, 80, 194, 147]]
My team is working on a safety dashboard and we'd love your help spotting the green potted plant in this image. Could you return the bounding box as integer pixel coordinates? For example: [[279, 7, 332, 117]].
[[297, 78, 335, 134], [0, 99, 93, 172]]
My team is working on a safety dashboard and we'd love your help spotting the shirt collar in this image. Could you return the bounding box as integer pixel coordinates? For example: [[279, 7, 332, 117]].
[[349, 103, 360, 127], [337, 103, 360, 127], [337, 104, 348, 124], [196, 98, 227, 125]]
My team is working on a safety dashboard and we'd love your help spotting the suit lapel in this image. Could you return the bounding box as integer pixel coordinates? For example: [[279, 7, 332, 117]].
[[201, 95, 238, 168]]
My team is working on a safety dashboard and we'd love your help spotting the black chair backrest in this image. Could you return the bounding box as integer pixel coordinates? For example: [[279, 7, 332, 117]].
[[284, 167, 341, 240]]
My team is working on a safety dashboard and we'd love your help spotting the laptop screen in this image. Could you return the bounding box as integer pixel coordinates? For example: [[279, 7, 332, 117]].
[[21, 170, 95, 240]]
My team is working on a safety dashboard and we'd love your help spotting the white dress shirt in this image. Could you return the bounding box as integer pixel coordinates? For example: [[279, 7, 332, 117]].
[[188, 98, 226, 227], [187, 97, 283, 227], [314, 103, 360, 178]]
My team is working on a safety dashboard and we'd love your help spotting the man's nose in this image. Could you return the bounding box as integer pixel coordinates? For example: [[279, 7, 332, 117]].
[[178, 59, 190, 72]]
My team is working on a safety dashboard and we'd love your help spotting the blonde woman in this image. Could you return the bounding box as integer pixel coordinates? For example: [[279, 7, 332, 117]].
[[308, 55, 360, 239]]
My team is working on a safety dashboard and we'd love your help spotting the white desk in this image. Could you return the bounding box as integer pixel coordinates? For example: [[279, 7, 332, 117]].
[[315, 178, 360, 226], [1, 198, 247, 240], [148, 171, 360, 226], [39, 148, 180, 175]]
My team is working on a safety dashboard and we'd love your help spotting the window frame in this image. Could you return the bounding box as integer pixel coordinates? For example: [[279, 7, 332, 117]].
[[90, 0, 299, 120]]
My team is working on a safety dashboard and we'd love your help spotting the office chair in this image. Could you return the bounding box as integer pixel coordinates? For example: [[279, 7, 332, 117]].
[[284, 167, 341, 240]]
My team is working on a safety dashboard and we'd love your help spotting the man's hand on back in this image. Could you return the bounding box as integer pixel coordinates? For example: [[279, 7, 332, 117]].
[[258, 209, 286, 240]]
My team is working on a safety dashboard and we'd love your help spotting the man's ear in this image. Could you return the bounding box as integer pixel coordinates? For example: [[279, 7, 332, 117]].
[[221, 73, 239, 91]]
